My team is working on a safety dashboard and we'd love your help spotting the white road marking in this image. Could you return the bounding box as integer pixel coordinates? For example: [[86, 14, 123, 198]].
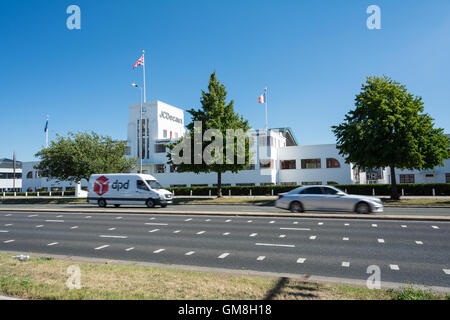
[[255, 243, 295, 248], [432, 226, 439, 229], [196, 231, 205, 235], [415, 241, 423, 245], [296, 258, 306, 264], [185, 251, 195, 256], [247, 220, 253, 223], [372, 224, 378, 227], [218, 253, 230, 259], [28, 215, 38, 217], [149, 229, 160, 233], [4, 240, 15, 243], [280, 227, 310, 231], [100, 235, 128, 239], [293, 222, 298, 224], [344, 223, 350, 226], [269, 221, 275, 224], [116, 217, 123, 220], [378, 238, 385, 243], [249, 233, 257, 237], [5, 214, 11, 216], [145, 223, 168, 226], [47, 242, 58, 246], [149, 217, 156, 220], [108, 228, 116, 231], [153, 249, 165, 254], [4, 224, 13, 226], [36, 225, 44, 228], [173, 230, 181, 233], [443, 269, 450, 275], [45, 220, 64, 223], [279, 235, 286, 238], [342, 262, 350, 267], [205, 219, 211, 222], [390, 264, 400, 271], [125, 247, 135, 251], [309, 236, 317, 240], [257, 256, 265, 261], [85, 216, 92, 219], [318, 222, 323, 225], [223, 232, 230, 236], [95, 245, 109, 250], [56, 215, 63, 218], [185, 218, 192, 221], [343, 237, 349, 241], [70, 226, 78, 229], [225, 219, 232, 222], [401, 225, 407, 228], [0, 230, 9, 233]]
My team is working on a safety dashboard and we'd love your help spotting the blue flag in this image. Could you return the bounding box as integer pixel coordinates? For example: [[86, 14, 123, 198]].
[[44, 120, 48, 133]]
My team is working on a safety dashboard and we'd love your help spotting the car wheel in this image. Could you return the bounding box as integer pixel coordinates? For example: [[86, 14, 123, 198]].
[[289, 201, 304, 213], [356, 202, 370, 214], [146, 199, 155, 208], [161, 204, 167, 208], [98, 199, 107, 208], [114, 204, 120, 208]]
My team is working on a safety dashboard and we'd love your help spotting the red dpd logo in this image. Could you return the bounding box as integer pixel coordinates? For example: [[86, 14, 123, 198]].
[[94, 176, 109, 196]]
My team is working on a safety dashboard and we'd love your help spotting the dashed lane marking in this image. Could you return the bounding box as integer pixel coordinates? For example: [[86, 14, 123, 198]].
[[415, 241, 423, 245], [342, 262, 350, 267], [279, 235, 286, 238], [432, 226, 439, 229], [45, 220, 64, 223], [390, 264, 400, 271], [255, 243, 295, 248], [443, 269, 450, 275], [149, 229, 160, 233], [257, 256, 265, 261], [280, 227, 310, 231], [36, 225, 44, 228], [225, 219, 232, 222], [185, 251, 195, 256], [318, 222, 323, 225], [94, 245, 109, 250], [0, 230, 9, 233], [296, 258, 306, 264], [4, 240, 15, 243], [269, 221, 275, 224], [47, 242, 58, 246], [249, 233, 257, 237], [125, 247, 134, 251], [28, 215, 38, 217], [4, 224, 13, 226], [378, 239, 385, 243], [223, 232, 230, 236], [196, 231, 206, 235], [145, 223, 168, 226], [345, 223, 350, 226], [309, 236, 317, 240], [173, 230, 181, 233], [100, 235, 128, 239], [153, 249, 165, 254], [70, 226, 78, 229], [372, 224, 378, 227], [116, 217, 123, 220], [343, 237, 349, 241], [185, 218, 192, 222], [85, 216, 92, 219], [108, 228, 116, 231], [218, 253, 230, 259], [401, 225, 407, 228]]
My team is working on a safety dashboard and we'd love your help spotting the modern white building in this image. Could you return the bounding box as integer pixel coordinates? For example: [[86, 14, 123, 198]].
[[0, 158, 22, 192], [19, 100, 450, 192], [21, 161, 88, 192]]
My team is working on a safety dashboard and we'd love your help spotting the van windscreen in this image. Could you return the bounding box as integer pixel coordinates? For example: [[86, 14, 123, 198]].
[[146, 180, 163, 189]]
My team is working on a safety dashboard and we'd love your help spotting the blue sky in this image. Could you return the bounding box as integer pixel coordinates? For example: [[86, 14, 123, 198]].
[[1, 0, 450, 161]]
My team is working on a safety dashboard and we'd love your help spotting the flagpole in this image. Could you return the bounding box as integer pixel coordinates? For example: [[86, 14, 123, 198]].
[[142, 50, 146, 103], [264, 87, 268, 132]]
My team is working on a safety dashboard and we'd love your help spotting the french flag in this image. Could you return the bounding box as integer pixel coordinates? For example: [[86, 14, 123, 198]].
[[258, 93, 265, 104]]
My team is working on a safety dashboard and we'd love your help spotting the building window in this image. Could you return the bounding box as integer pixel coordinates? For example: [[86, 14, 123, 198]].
[[155, 165, 165, 173], [399, 174, 415, 184], [446, 173, 450, 183], [26, 171, 33, 179], [236, 183, 255, 186], [302, 181, 322, 186], [245, 164, 256, 170], [191, 184, 208, 187], [259, 159, 273, 169], [281, 182, 297, 186], [259, 136, 273, 147], [327, 181, 339, 185], [301, 159, 321, 169], [326, 158, 341, 168], [170, 165, 177, 173], [280, 160, 296, 170], [170, 184, 187, 187], [155, 144, 166, 153]]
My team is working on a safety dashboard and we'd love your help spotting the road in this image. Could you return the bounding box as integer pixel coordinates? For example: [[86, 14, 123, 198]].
[[2, 203, 450, 216], [0, 209, 449, 289]]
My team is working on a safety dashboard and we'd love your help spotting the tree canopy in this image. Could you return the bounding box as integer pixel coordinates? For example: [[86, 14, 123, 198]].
[[332, 76, 448, 199], [34, 131, 135, 182], [168, 72, 252, 197]]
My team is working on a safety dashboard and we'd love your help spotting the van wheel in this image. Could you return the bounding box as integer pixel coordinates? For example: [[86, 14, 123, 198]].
[[356, 202, 370, 214], [146, 199, 155, 208], [98, 199, 107, 208], [290, 201, 304, 213], [114, 204, 120, 208]]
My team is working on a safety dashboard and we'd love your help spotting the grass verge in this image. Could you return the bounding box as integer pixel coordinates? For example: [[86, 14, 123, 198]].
[[382, 199, 450, 207], [0, 253, 448, 300]]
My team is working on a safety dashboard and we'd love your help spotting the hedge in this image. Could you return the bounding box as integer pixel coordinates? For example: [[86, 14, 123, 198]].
[[167, 183, 450, 196]]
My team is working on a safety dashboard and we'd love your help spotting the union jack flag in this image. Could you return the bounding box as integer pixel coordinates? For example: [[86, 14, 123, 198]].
[[133, 54, 144, 69]]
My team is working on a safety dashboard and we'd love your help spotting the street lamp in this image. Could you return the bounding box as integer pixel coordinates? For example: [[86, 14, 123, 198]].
[[131, 83, 143, 173]]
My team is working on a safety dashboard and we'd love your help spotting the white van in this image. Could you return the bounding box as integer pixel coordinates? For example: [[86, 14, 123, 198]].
[[87, 173, 173, 208]]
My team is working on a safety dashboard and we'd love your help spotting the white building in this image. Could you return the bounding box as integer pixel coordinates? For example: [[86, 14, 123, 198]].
[[21, 161, 88, 192], [0, 158, 22, 192]]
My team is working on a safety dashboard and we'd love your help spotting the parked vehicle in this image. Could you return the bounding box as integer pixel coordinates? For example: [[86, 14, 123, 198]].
[[275, 185, 383, 214], [88, 173, 173, 208]]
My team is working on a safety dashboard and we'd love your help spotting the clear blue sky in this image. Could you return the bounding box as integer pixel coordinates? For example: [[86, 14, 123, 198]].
[[1, 0, 450, 161]]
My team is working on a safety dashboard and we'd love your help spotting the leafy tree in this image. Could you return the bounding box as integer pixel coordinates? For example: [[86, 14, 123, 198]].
[[35, 131, 135, 183], [332, 76, 448, 200], [168, 72, 252, 197]]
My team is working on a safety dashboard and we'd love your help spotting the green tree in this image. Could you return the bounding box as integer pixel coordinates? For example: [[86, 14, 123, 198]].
[[332, 76, 448, 200], [35, 131, 135, 183], [167, 72, 252, 197]]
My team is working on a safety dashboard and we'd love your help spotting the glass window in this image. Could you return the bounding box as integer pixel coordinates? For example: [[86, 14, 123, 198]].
[[26, 171, 33, 179], [322, 187, 341, 195], [280, 160, 296, 170], [326, 158, 341, 168], [146, 180, 163, 189], [137, 180, 149, 191], [446, 173, 450, 183], [399, 174, 415, 184], [155, 144, 166, 153], [301, 187, 323, 194], [301, 159, 321, 169], [155, 164, 165, 173], [259, 159, 273, 169]]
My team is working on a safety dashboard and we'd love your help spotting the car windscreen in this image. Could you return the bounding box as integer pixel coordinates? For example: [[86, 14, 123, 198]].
[[146, 180, 163, 189]]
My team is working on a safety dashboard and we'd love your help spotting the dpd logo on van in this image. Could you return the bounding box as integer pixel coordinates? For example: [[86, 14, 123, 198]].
[[94, 176, 109, 196]]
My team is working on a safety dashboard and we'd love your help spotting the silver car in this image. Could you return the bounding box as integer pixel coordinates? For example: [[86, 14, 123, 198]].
[[275, 185, 384, 214]]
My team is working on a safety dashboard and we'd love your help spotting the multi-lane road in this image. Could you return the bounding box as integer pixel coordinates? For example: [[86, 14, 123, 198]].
[[0, 207, 449, 289]]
